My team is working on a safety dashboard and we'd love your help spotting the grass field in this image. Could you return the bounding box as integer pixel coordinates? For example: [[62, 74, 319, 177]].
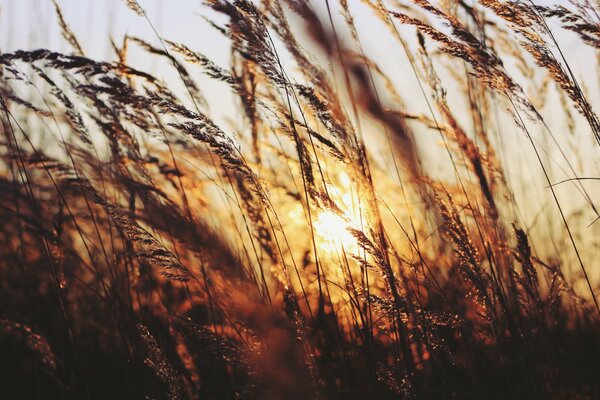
[[1, 0, 600, 398]]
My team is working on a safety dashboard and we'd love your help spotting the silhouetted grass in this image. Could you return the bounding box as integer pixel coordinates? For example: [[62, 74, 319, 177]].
[[1, 0, 600, 398]]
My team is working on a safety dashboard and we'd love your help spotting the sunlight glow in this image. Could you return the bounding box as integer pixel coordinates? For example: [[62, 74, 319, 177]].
[[313, 210, 357, 253]]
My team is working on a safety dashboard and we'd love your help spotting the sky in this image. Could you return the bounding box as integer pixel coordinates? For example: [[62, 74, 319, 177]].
[[1, 0, 593, 103], [1, 0, 594, 118]]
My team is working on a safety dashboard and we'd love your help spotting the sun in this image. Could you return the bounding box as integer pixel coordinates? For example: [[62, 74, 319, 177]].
[[313, 210, 358, 253]]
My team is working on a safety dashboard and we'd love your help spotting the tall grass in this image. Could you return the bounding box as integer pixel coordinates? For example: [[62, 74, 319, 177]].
[[1, 0, 599, 398]]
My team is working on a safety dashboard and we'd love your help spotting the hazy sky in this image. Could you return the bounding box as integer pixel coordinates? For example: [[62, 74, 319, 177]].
[[2, 0, 592, 94], [1, 0, 593, 108], [1, 1, 588, 72]]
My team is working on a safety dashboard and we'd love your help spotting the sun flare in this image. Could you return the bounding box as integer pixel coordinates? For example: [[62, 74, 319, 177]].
[[313, 210, 357, 253]]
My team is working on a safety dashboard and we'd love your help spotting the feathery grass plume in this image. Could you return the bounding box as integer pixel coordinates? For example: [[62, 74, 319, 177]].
[[165, 117, 267, 205], [123, 0, 144, 16], [234, 55, 261, 163], [177, 317, 259, 379], [389, 8, 536, 116], [206, 0, 285, 86], [0, 319, 57, 374], [166, 40, 239, 87], [512, 225, 540, 302], [32, 66, 94, 147], [417, 33, 498, 218], [537, 3, 600, 48], [509, 224, 544, 323], [266, 0, 340, 112], [129, 36, 208, 110], [206, 1, 330, 210], [138, 323, 182, 400], [45, 153, 192, 283], [100, 197, 193, 282], [0, 87, 52, 117], [344, 49, 403, 105], [479, 0, 600, 146], [52, 0, 85, 56], [434, 192, 494, 316]]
